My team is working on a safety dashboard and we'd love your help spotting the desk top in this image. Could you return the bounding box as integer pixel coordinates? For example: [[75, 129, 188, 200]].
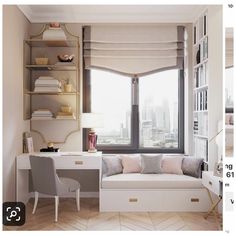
[[17, 152, 102, 170], [17, 151, 102, 158]]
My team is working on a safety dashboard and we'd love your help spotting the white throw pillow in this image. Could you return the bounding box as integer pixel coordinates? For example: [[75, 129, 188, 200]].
[[161, 156, 183, 175], [121, 154, 141, 173]]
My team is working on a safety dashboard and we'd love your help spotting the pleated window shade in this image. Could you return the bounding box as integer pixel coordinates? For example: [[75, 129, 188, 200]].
[[226, 38, 234, 68], [83, 25, 185, 76]]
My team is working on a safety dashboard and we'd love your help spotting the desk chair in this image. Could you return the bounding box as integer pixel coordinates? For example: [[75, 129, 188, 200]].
[[30, 155, 80, 222]]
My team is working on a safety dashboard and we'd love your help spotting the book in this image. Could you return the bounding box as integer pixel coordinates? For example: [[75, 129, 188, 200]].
[[26, 137, 34, 153], [35, 80, 60, 85]]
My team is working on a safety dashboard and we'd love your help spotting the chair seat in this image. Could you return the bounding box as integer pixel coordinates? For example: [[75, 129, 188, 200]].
[[58, 177, 80, 194]]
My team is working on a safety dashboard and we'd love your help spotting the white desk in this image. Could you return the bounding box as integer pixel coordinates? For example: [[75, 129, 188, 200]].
[[16, 152, 102, 204], [202, 171, 223, 229]]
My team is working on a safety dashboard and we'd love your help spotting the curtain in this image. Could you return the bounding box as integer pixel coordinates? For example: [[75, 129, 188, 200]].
[[83, 25, 185, 77]]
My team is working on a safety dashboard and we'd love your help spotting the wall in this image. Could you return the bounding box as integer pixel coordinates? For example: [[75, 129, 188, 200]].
[[3, 5, 30, 201]]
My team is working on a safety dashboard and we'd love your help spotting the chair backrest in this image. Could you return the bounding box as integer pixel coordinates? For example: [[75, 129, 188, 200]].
[[30, 155, 58, 195]]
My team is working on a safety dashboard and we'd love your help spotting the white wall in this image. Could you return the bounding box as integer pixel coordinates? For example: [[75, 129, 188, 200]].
[[3, 5, 30, 201]]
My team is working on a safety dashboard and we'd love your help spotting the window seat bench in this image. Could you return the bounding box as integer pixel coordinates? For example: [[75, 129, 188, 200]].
[[100, 173, 210, 212]]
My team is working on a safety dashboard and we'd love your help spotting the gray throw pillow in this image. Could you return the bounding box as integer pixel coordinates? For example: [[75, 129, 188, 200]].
[[141, 154, 162, 174], [182, 157, 204, 178], [103, 156, 123, 176]]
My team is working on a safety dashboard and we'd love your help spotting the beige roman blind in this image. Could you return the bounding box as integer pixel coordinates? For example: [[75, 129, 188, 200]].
[[83, 25, 185, 76], [226, 37, 234, 68]]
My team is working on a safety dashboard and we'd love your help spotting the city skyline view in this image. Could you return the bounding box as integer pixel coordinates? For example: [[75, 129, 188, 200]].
[[91, 69, 179, 148]]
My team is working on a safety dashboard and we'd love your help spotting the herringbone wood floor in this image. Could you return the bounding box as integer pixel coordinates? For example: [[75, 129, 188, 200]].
[[4, 198, 222, 231]]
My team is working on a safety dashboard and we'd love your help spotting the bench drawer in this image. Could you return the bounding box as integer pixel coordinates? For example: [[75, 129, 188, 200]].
[[100, 189, 210, 212]]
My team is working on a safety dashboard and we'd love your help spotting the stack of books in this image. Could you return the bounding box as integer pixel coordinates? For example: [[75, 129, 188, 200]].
[[34, 76, 61, 92], [56, 111, 76, 120], [31, 109, 53, 120]]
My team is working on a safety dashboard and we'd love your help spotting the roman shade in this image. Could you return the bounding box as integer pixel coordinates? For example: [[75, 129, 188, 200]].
[[83, 25, 185, 76], [226, 37, 234, 68]]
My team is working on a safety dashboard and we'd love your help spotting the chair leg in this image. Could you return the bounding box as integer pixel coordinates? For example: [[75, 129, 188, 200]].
[[76, 189, 80, 211], [55, 196, 59, 222], [32, 192, 38, 214]]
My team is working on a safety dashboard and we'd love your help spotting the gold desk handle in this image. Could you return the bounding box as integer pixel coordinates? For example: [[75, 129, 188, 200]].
[[129, 198, 138, 202], [75, 161, 83, 165]]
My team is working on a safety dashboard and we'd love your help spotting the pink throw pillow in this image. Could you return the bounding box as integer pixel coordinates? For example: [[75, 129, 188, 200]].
[[161, 156, 183, 175], [121, 155, 141, 173]]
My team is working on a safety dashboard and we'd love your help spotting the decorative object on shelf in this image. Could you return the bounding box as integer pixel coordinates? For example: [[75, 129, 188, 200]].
[[35, 57, 49, 65], [34, 76, 61, 93], [22, 132, 34, 153], [40, 142, 60, 152], [63, 78, 72, 92], [49, 22, 60, 28], [43, 23, 66, 40], [60, 105, 72, 113], [81, 113, 104, 153], [56, 105, 75, 119], [57, 54, 74, 63], [23, 132, 34, 153]]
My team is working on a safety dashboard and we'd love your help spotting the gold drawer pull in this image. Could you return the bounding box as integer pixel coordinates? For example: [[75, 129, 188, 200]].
[[209, 181, 212, 185], [129, 198, 138, 202], [191, 198, 199, 202], [75, 161, 83, 165]]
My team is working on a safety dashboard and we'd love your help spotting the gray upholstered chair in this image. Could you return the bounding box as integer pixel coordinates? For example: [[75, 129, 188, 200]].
[[30, 155, 80, 222]]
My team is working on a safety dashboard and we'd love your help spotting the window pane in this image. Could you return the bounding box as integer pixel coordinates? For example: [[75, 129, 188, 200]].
[[139, 70, 179, 148], [91, 69, 131, 145]]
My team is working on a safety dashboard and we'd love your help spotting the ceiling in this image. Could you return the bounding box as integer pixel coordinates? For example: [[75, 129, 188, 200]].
[[18, 5, 206, 23]]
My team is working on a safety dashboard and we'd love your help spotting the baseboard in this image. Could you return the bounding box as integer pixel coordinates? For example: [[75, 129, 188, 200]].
[[29, 191, 99, 199]]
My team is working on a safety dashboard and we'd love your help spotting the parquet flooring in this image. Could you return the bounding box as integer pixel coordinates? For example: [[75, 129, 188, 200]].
[[3, 198, 222, 231]]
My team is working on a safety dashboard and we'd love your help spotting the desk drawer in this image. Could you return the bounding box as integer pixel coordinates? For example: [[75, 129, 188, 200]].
[[54, 156, 101, 169], [202, 172, 220, 196]]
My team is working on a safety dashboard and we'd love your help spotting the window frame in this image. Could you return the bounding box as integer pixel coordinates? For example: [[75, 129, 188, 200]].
[[83, 68, 184, 154]]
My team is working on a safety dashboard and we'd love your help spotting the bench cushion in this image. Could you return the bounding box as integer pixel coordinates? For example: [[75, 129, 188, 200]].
[[102, 173, 203, 189]]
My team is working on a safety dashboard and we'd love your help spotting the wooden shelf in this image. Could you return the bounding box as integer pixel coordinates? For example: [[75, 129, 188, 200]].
[[26, 92, 79, 95], [25, 64, 77, 71], [24, 39, 78, 47]]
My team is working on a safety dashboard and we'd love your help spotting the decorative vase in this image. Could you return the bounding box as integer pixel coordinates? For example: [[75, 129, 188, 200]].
[[64, 84, 72, 92]]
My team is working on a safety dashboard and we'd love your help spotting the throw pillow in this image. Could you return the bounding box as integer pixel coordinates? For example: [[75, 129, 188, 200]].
[[121, 155, 141, 173], [182, 157, 204, 178], [103, 155, 123, 176], [140, 154, 162, 174], [161, 156, 183, 175]]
